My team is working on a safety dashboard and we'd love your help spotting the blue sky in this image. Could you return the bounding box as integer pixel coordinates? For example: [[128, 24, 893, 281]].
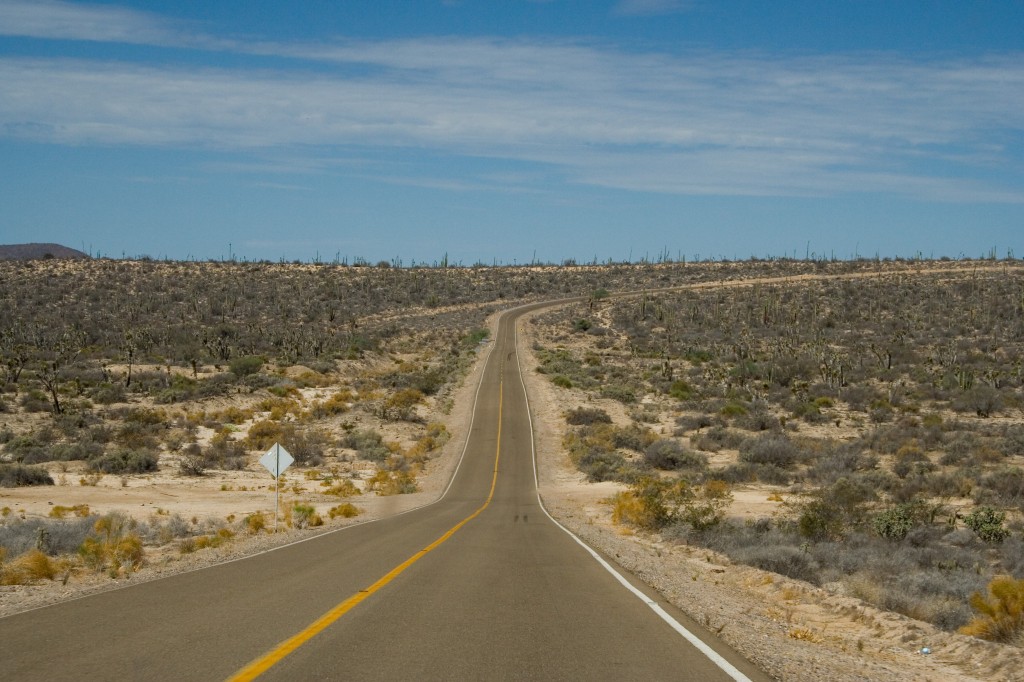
[[1, 1, 1022, 264]]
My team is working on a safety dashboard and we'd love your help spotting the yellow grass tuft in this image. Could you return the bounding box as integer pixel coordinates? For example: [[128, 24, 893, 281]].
[[15, 550, 57, 583], [787, 627, 822, 643], [77, 514, 144, 576], [49, 504, 90, 519], [245, 512, 267, 534], [366, 469, 418, 496], [324, 479, 361, 497], [960, 575, 1024, 644], [328, 503, 361, 519], [611, 491, 646, 527]]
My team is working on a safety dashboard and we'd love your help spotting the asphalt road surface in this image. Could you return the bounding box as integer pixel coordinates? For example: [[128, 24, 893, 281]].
[[0, 302, 770, 681]]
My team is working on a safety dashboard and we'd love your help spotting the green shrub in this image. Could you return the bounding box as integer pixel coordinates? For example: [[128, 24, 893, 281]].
[[690, 425, 734, 452], [206, 432, 247, 470], [964, 507, 1011, 544], [736, 545, 821, 585], [683, 349, 713, 364], [739, 434, 803, 470], [228, 355, 264, 377], [0, 463, 54, 487], [578, 449, 627, 482], [155, 374, 199, 403], [2, 436, 49, 464], [461, 328, 489, 348], [893, 444, 930, 479], [292, 503, 323, 529], [19, 390, 51, 413], [600, 384, 636, 404], [678, 480, 732, 531], [644, 440, 707, 471], [87, 449, 158, 474], [92, 382, 127, 404], [797, 499, 846, 541], [975, 467, 1024, 508], [953, 385, 1003, 417], [611, 424, 657, 452], [792, 401, 824, 422], [873, 500, 927, 541], [668, 380, 694, 401], [28, 441, 103, 463], [714, 462, 792, 485], [281, 429, 328, 467], [342, 429, 391, 463], [720, 400, 749, 417], [178, 444, 206, 476], [565, 407, 611, 426], [552, 375, 573, 389], [145, 514, 191, 544]]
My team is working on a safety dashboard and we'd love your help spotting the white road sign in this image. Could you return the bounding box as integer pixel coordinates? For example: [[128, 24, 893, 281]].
[[259, 443, 294, 477]]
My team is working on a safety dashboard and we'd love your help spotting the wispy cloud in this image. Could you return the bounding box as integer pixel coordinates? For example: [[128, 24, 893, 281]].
[[0, 3, 1021, 203], [612, 0, 695, 17], [0, 0, 184, 45]]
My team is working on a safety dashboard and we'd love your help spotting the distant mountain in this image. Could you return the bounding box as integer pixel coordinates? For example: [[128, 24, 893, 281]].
[[0, 243, 90, 260]]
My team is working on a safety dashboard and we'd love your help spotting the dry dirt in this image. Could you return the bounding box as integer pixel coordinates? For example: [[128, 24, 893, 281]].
[[2, 286, 1023, 681], [515, 306, 1023, 682], [0, 337, 494, 618]]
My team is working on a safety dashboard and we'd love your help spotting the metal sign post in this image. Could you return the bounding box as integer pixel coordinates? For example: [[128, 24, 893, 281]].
[[259, 443, 294, 533]]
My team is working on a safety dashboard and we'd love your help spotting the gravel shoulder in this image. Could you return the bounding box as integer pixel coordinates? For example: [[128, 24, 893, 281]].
[[517, 307, 1022, 682]]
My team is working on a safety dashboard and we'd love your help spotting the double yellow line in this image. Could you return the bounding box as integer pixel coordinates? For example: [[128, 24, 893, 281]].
[[227, 382, 504, 681]]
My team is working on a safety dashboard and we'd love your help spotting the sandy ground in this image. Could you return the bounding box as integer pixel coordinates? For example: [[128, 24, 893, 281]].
[[0, 328, 496, 618], [515, 310, 1023, 682], [3, 295, 1023, 681]]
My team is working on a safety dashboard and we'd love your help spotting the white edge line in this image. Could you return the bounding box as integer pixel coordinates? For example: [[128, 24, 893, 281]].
[[512, 307, 754, 682]]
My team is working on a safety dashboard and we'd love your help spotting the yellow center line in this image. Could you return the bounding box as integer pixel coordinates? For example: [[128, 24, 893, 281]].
[[226, 379, 504, 682]]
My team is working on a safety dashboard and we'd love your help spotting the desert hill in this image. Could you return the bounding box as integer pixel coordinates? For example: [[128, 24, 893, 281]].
[[0, 240, 88, 259], [0, 243, 89, 260]]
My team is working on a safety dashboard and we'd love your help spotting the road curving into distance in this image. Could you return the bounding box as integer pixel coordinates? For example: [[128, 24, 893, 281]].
[[0, 299, 770, 681]]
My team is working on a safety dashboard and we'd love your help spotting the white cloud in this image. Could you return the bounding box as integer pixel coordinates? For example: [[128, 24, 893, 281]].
[[612, 0, 695, 17], [0, 0, 183, 45], [0, 27, 1021, 203]]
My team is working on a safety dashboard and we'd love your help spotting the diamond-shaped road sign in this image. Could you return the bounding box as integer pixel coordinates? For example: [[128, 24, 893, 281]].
[[259, 443, 294, 477]]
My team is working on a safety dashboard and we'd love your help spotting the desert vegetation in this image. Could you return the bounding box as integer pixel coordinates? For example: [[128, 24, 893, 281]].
[[5, 255, 1024, 651], [0, 258, 571, 587], [5, 255, 772, 590], [531, 259, 1024, 644]]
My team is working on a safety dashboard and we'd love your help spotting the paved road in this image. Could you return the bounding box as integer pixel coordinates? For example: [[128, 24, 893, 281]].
[[0, 303, 769, 681]]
